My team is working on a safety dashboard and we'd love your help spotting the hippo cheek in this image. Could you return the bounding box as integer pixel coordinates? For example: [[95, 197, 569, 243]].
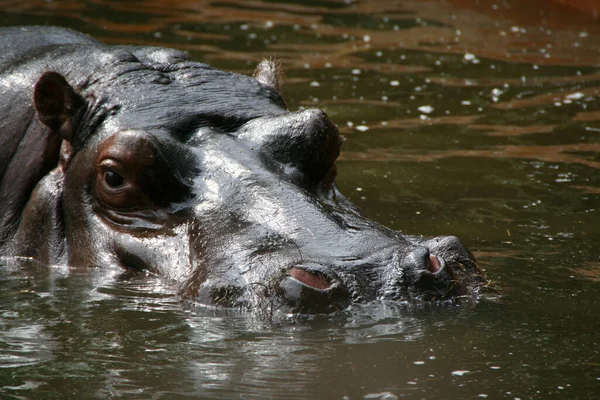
[[107, 227, 196, 282]]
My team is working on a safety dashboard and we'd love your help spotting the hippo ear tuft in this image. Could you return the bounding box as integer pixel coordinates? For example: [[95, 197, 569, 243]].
[[253, 58, 285, 96], [34, 72, 86, 143]]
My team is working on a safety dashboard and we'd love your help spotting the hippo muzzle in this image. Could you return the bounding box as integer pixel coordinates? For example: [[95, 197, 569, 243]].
[[0, 27, 486, 316]]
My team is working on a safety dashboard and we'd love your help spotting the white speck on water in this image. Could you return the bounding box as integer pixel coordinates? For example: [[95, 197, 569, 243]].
[[363, 35, 371, 42], [461, 100, 471, 105], [429, 356, 436, 360], [407, 381, 417, 385], [264, 21, 273, 28], [310, 81, 320, 87], [478, 395, 488, 398], [490, 366, 501, 370], [451, 370, 470, 376], [364, 392, 398, 400], [413, 361, 425, 365], [346, 121, 354, 128], [356, 187, 363, 191], [356, 125, 369, 132], [390, 80, 400, 86], [418, 105, 434, 114], [566, 92, 584, 100], [352, 69, 362, 75], [240, 24, 249, 31], [419, 115, 429, 121], [381, 96, 388, 101]]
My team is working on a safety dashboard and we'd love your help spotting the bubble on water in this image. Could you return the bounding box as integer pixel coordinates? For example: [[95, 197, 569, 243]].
[[418, 105, 434, 114], [464, 52, 476, 61], [264, 21, 273, 29], [356, 125, 369, 132], [451, 370, 470, 376], [352, 69, 362, 75], [364, 392, 398, 400], [310, 81, 320, 87], [413, 361, 425, 365], [461, 100, 471, 105], [390, 81, 400, 86], [240, 24, 249, 31], [363, 35, 371, 42], [490, 366, 501, 370], [478, 395, 488, 398], [566, 92, 584, 100]]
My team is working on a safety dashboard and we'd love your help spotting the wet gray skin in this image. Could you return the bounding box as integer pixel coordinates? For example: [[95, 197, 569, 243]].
[[0, 27, 485, 315]]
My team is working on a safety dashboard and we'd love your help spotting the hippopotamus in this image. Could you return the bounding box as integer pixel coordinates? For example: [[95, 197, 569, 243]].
[[0, 26, 485, 314]]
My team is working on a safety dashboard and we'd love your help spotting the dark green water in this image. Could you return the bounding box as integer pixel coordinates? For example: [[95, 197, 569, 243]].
[[1, 0, 599, 398]]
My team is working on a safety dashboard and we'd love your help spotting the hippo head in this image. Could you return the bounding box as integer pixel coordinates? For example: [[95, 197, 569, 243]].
[[7, 46, 486, 315]]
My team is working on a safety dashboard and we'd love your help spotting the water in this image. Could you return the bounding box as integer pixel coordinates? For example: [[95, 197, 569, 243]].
[[1, 0, 599, 398]]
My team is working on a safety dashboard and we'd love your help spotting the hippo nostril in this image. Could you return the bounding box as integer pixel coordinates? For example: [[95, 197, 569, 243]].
[[289, 267, 331, 290], [428, 255, 442, 273]]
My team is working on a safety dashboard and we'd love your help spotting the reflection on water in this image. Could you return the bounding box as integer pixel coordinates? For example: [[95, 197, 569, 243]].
[[0, 0, 599, 399]]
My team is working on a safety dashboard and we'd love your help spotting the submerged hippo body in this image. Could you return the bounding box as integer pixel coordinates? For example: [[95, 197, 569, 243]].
[[0, 26, 485, 314]]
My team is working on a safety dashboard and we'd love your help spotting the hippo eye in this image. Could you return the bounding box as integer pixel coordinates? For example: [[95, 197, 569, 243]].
[[104, 170, 125, 188]]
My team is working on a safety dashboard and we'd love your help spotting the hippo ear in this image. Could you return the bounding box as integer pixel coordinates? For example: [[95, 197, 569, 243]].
[[34, 72, 86, 142], [253, 59, 285, 96]]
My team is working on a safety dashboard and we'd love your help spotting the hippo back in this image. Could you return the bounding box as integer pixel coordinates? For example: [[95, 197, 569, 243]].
[[0, 26, 97, 67]]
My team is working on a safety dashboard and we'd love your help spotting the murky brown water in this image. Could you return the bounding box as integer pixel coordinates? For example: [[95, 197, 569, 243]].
[[1, 1, 599, 399]]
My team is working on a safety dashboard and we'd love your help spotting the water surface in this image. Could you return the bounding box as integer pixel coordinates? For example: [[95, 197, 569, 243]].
[[1, 1, 599, 399]]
